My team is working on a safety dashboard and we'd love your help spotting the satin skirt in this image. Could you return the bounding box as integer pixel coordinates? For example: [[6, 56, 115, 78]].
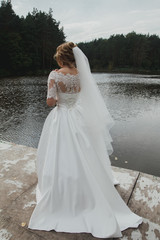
[[28, 104, 143, 238]]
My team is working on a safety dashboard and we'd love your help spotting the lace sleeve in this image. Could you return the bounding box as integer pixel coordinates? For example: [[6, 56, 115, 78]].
[[47, 71, 57, 100]]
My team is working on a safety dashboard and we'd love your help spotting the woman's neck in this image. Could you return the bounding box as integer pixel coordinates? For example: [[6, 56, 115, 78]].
[[57, 65, 78, 75], [62, 65, 75, 69]]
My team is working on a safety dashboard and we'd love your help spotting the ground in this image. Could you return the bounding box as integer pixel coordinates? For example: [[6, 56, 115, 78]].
[[0, 141, 160, 240]]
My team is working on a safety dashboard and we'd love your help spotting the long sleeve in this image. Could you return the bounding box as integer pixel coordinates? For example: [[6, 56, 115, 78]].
[[47, 71, 58, 100]]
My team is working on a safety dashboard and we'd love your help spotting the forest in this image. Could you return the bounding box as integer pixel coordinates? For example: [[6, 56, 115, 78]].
[[0, 1, 65, 77], [79, 33, 160, 74], [0, 0, 160, 77]]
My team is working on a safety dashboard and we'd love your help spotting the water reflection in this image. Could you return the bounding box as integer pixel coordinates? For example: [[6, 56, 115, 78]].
[[0, 73, 160, 176]]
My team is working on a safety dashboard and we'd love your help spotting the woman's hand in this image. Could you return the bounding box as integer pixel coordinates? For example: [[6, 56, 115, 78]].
[[46, 98, 57, 107]]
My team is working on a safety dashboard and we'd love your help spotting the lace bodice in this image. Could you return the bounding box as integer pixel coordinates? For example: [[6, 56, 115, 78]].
[[47, 70, 81, 108]]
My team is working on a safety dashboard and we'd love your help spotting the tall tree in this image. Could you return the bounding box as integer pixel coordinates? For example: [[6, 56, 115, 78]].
[[0, 1, 65, 76]]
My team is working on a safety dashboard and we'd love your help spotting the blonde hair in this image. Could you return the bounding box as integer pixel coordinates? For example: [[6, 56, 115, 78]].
[[54, 42, 77, 68]]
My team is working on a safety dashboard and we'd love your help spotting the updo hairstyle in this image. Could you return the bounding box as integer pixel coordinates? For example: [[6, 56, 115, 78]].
[[54, 42, 77, 68]]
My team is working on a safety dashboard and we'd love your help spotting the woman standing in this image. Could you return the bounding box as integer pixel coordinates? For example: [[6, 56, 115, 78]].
[[28, 42, 143, 238]]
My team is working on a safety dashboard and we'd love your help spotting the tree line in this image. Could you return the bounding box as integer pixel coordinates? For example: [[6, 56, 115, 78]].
[[0, 0, 65, 77], [0, 1, 160, 77], [78, 33, 160, 74]]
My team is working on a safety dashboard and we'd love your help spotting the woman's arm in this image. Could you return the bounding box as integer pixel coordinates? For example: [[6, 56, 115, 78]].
[[46, 71, 58, 107]]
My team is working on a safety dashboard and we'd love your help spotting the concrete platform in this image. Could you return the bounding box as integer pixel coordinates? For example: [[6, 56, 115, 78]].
[[0, 140, 159, 240]]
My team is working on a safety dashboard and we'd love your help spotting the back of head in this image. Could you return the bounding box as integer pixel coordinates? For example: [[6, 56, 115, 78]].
[[54, 42, 77, 68]]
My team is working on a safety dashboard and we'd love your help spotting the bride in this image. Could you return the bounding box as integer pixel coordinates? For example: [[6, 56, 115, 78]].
[[28, 42, 143, 238]]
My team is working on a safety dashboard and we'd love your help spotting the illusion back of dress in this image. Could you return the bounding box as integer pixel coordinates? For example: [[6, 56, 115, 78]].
[[47, 71, 81, 108]]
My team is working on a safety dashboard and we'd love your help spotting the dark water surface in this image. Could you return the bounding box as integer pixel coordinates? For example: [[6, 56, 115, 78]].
[[0, 73, 160, 177]]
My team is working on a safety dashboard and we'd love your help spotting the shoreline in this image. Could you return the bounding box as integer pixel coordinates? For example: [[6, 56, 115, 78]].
[[0, 69, 160, 79]]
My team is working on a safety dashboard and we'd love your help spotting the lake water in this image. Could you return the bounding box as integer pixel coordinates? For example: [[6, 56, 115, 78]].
[[0, 73, 160, 177]]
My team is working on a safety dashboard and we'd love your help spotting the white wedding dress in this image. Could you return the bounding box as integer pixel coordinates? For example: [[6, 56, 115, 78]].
[[28, 70, 143, 238]]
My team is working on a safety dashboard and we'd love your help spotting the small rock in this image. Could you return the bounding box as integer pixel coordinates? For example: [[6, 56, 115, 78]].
[[21, 222, 26, 227]]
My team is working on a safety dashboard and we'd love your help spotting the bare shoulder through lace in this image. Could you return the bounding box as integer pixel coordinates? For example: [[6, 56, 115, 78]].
[[47, 71, 81, 99]]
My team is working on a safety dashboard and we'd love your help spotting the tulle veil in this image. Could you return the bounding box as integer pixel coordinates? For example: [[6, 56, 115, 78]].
[[73, 46, 115, 156]]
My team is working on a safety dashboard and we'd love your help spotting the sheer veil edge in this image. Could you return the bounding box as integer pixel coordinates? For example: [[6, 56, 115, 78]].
[[73, 46, 115, 155]]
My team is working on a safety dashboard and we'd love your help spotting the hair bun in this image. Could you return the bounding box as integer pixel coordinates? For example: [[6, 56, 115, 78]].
[[68, 42, 77, 49], [54, 42, 77, 68]]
